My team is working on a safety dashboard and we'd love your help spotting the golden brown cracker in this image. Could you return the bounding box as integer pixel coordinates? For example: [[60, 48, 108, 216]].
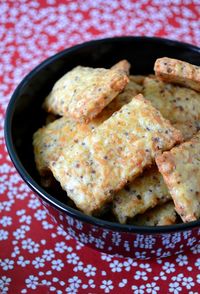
[[43, 65, 129, 122], [154, 57, 200, 92], [112, 167, 171, 224], [156, 131, 200, 222], [144, 77, 200, 140]]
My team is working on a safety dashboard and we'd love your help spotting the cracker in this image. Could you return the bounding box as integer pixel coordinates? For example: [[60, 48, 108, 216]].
[[43, 65, 129, 122], [33, 116, 102, 177], [154, 57, 200, 92], [130, 202, 177, 226], [156, 131, 200, 222], [112, 167, 171, 224], [143, 77, 200, 140], [111, 59, 131, 75], [50, 94, 182, 215]]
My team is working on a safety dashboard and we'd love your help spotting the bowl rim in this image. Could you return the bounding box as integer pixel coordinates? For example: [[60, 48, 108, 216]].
[[4, 35, 200, 234]]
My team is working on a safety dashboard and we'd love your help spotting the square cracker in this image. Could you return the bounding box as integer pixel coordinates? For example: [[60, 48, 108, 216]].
[[154, 57, 200, 92], [130, 202, 177, 226], [143, 77, 200, 140], [50, 94, 182, 215], [156, 131, 200, 222], [33, 78, 143, 177], [112, 167, 171, 224], [43, 64, 129, 122]]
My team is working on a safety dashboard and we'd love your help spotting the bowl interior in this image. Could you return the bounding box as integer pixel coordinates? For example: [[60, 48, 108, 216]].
[[5, 36, 200, 232]]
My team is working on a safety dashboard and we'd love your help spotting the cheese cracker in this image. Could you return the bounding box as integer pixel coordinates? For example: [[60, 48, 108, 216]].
[[156, 132, 200, 222], [43, 65, 129, 122], [154, 57, 200, 92], [112, 167, 171, 224], [144, 77, 200, 140]]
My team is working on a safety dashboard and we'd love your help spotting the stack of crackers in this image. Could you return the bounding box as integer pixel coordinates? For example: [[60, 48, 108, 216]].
[[33, 57, 200, 226]]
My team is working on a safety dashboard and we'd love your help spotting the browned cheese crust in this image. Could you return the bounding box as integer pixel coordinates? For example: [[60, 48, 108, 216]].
[[154, 57, 200, 92], [50, 94, 182, 215], [156, 131, 200, 222]]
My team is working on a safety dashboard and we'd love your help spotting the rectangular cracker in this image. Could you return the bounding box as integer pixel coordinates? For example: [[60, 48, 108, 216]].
[[156, 131, 200, 222], [50, 94, 182, 215], [130, 202, 177, 226], [43, 64, 129, 122], [143, 77, 200, 140], [112, 166, 171, 224], [154, 57, 200, 92]]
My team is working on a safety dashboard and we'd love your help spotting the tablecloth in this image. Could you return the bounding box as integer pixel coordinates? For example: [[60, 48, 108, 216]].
[[1, 0, 200, 293]]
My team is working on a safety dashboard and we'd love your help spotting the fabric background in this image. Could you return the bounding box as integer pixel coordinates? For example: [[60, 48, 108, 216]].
[[0, 1, 200, 293]]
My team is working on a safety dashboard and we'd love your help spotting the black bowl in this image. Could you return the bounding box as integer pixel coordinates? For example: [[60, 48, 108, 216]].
[[5, 36, 200, 259]]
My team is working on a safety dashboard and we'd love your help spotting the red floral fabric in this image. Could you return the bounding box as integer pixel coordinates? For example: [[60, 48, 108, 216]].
[[1, 1, 200, 293]]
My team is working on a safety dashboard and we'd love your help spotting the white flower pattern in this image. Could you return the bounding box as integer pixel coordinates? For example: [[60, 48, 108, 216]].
[[182, 277, 195, 290], [100, 280, 114, 293], [25, 275, 39, 290], [0, 276, 11, 294], [176, 254, 188, 266], [162, 262, 176, 274], [169, 281, 182, 294], [109, 260, 123, 273], [0, 0, 200, 293]]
